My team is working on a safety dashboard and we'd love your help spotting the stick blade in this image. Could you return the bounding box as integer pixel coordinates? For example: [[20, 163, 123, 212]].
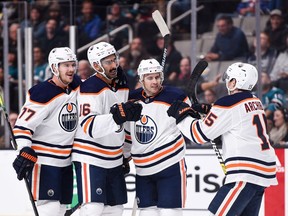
[[187, 60, 208, 103], [152, 10, 170, 37]]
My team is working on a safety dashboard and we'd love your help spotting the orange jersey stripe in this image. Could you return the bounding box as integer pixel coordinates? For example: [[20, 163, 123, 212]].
[[13, 129, 32, 136], [226, 163, 276, 173], [133, 138, 184, 164], [191, 121, 205, 144], [73, 143, 123, 156], [83, 117, 94, 134], [32, 146, 71, 155]]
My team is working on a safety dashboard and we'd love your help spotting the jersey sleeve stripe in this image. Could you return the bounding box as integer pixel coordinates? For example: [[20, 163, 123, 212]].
[[191, 121, 206, 144], [13, 129, 32, 136], [82, 116, 94, 135]]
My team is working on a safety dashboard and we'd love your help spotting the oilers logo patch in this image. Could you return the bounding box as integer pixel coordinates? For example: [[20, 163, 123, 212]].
[[135, 115, 157, 144], [58, 103, 78, 132]]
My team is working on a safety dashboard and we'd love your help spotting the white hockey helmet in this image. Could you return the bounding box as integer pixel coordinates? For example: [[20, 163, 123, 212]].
[[87, 42, 119, 73], [222, 62, 258, 92], [137, 59, 164, 83], [48, 47, 77, 76]]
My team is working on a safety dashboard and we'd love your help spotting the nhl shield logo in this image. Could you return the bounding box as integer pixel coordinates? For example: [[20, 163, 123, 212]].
[[58, 103, 78, 132], [135, 115, 157, 144]]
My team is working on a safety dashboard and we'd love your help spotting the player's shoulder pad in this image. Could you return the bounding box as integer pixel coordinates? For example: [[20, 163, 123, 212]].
[[80, 75, 107, 93], [129, 88, 143, 100], [158, 86, 188, 104], [29, 80, 64, 103], [214, 91, 254, 107]]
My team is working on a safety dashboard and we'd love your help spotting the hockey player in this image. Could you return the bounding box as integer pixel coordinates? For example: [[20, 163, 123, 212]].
[[12, 47, 80, 215], [124, 58, 192, 216], [72, 42, 142, 216], [167, 62, 278, 216]]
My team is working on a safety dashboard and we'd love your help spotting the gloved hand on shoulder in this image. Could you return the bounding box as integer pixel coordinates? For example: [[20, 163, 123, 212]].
[[191, 103, 212, 114], [110, 101, 143, 125], [167, 100, 201, 124], [12, 146, 38, 180]]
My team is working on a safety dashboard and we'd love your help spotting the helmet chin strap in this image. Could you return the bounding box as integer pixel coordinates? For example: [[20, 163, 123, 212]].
[[226, 81, 237, 95], [54, 67, 70, 87]]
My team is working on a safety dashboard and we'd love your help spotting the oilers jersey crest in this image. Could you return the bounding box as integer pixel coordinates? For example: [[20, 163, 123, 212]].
[[13, 78, 80, 167], [124, 86, 191, 176], [135, 115, 157, 144]]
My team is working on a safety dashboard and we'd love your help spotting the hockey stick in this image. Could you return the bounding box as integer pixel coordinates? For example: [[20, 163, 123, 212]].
[[64, 202, 81, 216], [188, 60, 227, 175], [152, 10, 170, 69], [0, 92, 39, 216]]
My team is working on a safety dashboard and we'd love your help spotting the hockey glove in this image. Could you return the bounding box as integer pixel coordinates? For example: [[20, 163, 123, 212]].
[[192, 103, 212, 114], [13, 147, 38, 180], [110, 101, 143, 125], [114, 66, 128, 90], [167, 100, 201, 124], [122, 157, 131, 175]]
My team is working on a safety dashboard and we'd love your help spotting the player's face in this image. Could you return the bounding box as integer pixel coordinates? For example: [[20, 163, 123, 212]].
[[143, 73, 162, 97], [58, 61, 77, 85], [101, 54, 119, 79]]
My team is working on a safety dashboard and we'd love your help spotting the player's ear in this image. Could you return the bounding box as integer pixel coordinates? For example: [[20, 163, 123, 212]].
[[93, 62, 102, 72]]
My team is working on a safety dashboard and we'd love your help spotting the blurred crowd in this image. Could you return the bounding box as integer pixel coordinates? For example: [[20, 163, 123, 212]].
[[0, 0, 288, 148]]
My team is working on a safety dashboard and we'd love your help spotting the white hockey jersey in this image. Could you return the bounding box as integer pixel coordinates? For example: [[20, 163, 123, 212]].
[[178, 91, 278, 187], [124, 86, 191, 176], [13, 77, 80, 167], [71, 73, 129, 168]]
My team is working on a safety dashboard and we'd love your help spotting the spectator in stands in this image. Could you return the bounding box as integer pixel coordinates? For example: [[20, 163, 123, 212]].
[[77, 60, 94, 81], [204, 89, 217, 104], [37, 18, 68, 59], [264, 9, 288, 54], [75, 0, 102, 47], [135, 5, 160, 57], [170, 57, 221, 99], [236, 0, 270, 16], [106, 3, 134, 50], [204, 15, 249, 61], [9, 23, 20, 50], [269, 107, 288, 146], [270, 34, 288, 93], [46, 3, 69, 34], [119, 55, 140, 90], [122, 37, 149, 89], [33, 45, 50, 84], [247, 32, 277, 75], [261, 72, 285, 119], [20, 5, 45, 39]]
